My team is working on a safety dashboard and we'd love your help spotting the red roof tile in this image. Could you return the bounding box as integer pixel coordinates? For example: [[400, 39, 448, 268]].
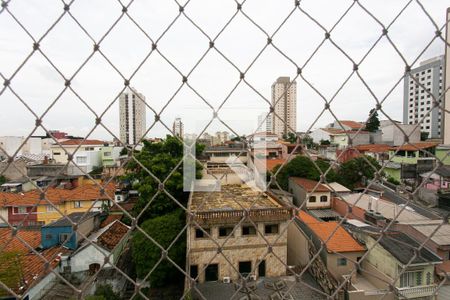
[[340, 120, 364, 130], [57, 139, 106, 146], [298, 211, 365, 253], [100, 214, 123, 228], [393, 142, 439, 151], [0, 228, 41, 253], [355, 144, 392, 153], [290, 178, 330, 192], [97, 221, 129, 251], [0, 183, 115, 207]]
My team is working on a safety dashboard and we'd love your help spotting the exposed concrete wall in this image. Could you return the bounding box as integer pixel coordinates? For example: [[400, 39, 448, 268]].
[[287, 222, 309, 267], [327, 252, 364, 281]]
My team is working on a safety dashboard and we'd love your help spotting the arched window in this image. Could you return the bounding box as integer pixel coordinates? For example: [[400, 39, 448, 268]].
[[320, 196, 328, 202]]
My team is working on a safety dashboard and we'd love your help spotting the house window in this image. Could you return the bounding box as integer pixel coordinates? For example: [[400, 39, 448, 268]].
[[76, 156, 87, 164], [309, 196, 317, 203], [426, 272, 431, 285], [73, 201, 82, 208], [264, 224, 279, 235], [218, 227, 234, 238], [45, 234, 53, 240], [17, 207, 27, 214], [195, 227, 210, 239], [104, 152, 112, 157], [400, 271, 423, 287], [337, 258, 347, 266], [190, 265, 198, 281], [53, 152, 61, 156], [242, 225, 257, 236], [46, 205, 56, 212], [320, 195, 328, 202]]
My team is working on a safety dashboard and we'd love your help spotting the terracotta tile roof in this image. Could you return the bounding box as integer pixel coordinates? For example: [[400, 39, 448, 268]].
[[57, 139, 106, 146], [1, 246, 68, 296], [255, 158, 287, 172], [97, 221, 129, 251], [355, 144, 392, 153], [100, 214, 123, 228], [321, 128, 369, 135], [340, 120, 364, 130], [298, 211, 365, 253], [0, 228, 41, 253], [0, 183, 115, 207], [290, 177, 330, 192], [393, 142, 439, 151]]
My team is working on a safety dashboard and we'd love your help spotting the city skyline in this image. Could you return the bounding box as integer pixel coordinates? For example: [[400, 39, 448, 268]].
[[0, 1, 448, 140]]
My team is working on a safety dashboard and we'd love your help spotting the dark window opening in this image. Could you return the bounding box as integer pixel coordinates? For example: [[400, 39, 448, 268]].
[[242, 225, 257, 236], [265, 224, 279, 234]]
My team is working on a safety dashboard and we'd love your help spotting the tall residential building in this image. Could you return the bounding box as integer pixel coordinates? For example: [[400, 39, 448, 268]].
[[444, 8, 450, 144], [173, 117, 184, 138], [403, 55, 444, 139], [271, 77, 297, 138], [119, 87, 146, 145], [257, 112, 272, 133]]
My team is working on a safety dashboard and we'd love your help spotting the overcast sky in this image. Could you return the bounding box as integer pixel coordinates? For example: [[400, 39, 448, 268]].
[[0, 0, 448, 141]]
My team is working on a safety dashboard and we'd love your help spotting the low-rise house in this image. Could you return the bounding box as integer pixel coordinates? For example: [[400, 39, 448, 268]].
[[325, 182, 351, 197], [65, 220, 129, 273], [0, 183, 114, 225], [0, 177, 35, 193], [41, 212, 100, 250], [354, 144, 392, 162], [288, 177, 331, 209], [389, 142, 438, 165], [100, 146, 123, 167], [186, 184, 291, 284], [51, 139, 105, 164], [420, 166, 450, 191], [299, 212, 365, 281], [0, 227, 66, 300], [288, 211, 365, 295], [347, 224, 442, 300], [393, 219, 450, 275]]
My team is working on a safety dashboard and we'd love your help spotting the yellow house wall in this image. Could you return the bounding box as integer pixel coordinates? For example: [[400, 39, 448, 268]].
[[36, 200, 97, 224]]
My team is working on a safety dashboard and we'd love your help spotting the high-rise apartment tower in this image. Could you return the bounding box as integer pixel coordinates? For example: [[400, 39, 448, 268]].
[[173, 117, 184, 139], [403, 56, 444, 139], [271, 77, 297, 137], [119, 87, 146, 145]]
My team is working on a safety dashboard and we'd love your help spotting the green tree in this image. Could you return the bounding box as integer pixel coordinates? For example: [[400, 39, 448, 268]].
[[132, 209, 186, 287], [301, 135, 317, 150], [124, 135, 203, 220], [365, 108, 380, 132], [89, 284, 120, 300], [420, 131, 429, 141], [337, 156, 382, 190], [0, 176, 5, 185], [274, 156, 337, 190], [282, 132, 298, 144]]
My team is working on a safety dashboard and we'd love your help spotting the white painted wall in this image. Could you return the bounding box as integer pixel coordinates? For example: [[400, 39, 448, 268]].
[[70, 245, 113, 273]]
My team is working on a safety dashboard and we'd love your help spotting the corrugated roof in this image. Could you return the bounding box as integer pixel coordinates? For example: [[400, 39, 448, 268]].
[[378, 232, 441, 265], [290, 178, 330, 192], [298, 211, 365, 253], [43, 211, 99, 227]]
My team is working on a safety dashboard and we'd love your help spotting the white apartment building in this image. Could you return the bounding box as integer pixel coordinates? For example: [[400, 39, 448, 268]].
[[271, 77, 297, 138], [444, 8, 450, 145], [256, 112, 272, 133], [119, 87, 146, 145], [172, 117, 184, 138], [403, 55, 444, 139]]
